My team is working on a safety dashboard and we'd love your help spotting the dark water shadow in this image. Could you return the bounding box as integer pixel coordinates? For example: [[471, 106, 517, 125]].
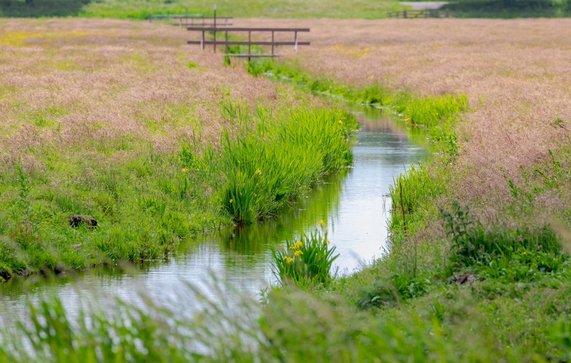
[[0, 0, 91, 17]]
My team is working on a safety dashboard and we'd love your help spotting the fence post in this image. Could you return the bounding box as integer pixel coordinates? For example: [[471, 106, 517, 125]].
[[213, 10, 217, 53], [294, 31, 298, 52], [248, 30, 252, 61]]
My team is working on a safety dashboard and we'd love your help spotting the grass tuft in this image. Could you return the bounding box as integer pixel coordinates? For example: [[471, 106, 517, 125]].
[[272, 224, 338, 287]]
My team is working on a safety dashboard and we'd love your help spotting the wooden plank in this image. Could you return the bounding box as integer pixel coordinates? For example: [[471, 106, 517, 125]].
[[175, 23, 234, 27], [187, 27, 310, 32], [172, 15, 233, 19], [187, 40, 310, 46]]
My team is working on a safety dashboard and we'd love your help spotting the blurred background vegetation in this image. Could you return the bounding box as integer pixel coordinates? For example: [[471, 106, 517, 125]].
[[0, 0, 569, 18]]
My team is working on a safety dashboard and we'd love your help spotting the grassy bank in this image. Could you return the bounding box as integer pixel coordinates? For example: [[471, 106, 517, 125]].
[[0, 0, 403, 19], [0, 20, 359, 280], [249, 59, 571, 360], [0, 103, 357, 280], [0, 59, 569, 362], [1, 20, 570, 361], [247, 58, 468, 240]]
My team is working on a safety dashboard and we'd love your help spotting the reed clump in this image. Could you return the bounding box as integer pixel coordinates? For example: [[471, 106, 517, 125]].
[[201, 105, 358, 225], [272, 223, 338, 286]]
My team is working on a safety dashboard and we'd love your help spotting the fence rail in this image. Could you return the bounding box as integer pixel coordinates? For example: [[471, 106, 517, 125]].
[[187, 26, 310, 60], [147, 14, 233, 27], [173, 15, 233, 27], [387, 9, 449, 18]]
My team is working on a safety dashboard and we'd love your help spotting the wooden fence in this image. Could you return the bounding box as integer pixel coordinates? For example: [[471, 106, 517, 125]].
[[187, 26, 310, 60], [172, 15, 233, 28], [387, 9, 449, 18]]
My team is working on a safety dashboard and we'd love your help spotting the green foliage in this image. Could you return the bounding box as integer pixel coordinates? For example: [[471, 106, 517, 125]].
[[3, 273, 570, 363], [441, 202, 568, 281], [444, 0, 571, 18], [0, 0, 405, 18], [248, 59, 467, 134], [272, 225, 338, 286], [357, 272, 431, 308], [389, 164, 446, 238], [212, 105, 357, 224], [0, 101, 357, 278]]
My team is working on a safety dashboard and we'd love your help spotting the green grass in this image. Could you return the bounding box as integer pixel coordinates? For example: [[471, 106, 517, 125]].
[[247, 58, 467, 246], [0, 262, 569, 362], [0, 102, 357, 280], [249, 58, 571, 361], [1, 56, 570, 363], [444, 0, 571, 18], [248, 59, 467, 154], [3, 0, 570, 19], [1, 37, 569, 363], [0, 0, 404, 19], [200, 103, 358, 225]]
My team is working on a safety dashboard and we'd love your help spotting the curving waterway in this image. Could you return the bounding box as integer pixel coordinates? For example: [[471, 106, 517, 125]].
[[0, 109, 425, 322]]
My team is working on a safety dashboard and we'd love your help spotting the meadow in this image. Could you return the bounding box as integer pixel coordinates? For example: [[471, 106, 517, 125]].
[[0, 13, 570, 363], [1, 0, 568, 18], [0, 0, 403, 19], [0, 19, 358, 279]]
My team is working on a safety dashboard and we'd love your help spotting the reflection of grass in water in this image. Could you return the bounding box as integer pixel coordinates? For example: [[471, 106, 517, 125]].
[[217, 171, 347, 257]]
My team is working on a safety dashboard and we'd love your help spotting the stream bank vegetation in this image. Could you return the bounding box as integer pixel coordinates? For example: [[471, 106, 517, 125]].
[[247, 57, 571, 360], [0, 103, 357, 279], [0, 0, 404, 19], [0, 19, 357, 280], [4, 55, 569, 361], [272, 223, 338, 287], [1, 19, 570, 362]]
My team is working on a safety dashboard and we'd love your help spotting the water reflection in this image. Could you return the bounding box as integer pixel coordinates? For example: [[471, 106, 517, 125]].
[[0, 110, 425, 321]]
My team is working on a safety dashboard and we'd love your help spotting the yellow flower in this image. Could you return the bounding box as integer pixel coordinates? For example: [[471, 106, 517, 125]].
[[290, 241, 304, 250], [285, 256, 294, 264], [294, 250, 303, 257], [318, 220, 327, 227], [254, 168, 262, 176], [181, 168, 189, 174]]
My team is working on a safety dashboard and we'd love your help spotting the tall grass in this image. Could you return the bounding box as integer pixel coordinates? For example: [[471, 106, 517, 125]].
[[248, 59, 467, 130], [0, 0, 404, 19], [2, 271, 570, 363], [0, 102, 357, 279], [203, 105, 358, 225], [441, 202, 568, 282], [248, 58, 466, 164]]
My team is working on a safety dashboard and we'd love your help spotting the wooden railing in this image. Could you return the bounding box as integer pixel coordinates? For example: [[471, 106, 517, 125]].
[[387, 9, 450, 18], [172, 15, 233, 28], [187, 26, 310, 60]]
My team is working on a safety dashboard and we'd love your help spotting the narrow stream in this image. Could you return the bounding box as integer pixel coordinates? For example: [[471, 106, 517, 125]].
[[0, 109, 425, 322]]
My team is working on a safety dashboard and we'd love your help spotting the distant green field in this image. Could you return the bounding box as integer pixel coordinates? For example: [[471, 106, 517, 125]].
[[444, 0, 571, 18], [0, 0, 404, 18]]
